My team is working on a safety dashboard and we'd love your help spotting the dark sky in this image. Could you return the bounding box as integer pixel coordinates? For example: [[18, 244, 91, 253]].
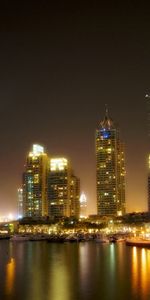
[[0, 1, 149, 216]]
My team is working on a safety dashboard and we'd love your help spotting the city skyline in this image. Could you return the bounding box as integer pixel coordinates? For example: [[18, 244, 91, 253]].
[[0, 106, 148, 217], [0, 2, 149, 215], [1, 3, 150, 300]]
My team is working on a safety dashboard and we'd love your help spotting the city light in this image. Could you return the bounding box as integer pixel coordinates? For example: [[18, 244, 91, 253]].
[[50, 158, 68, 171], [29, 144, 44, 156], [0, 213, 15, 223]]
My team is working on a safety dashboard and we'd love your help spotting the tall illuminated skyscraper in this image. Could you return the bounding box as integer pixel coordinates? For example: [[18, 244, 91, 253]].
[[146, 94, 150, 212], [96, 109, 126, 216], [148, 155, 150, 211], [23, 144, 48, 217], [47, 158, 80, 218]]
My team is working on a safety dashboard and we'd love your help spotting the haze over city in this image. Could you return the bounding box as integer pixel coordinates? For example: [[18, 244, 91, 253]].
[[0, 2, 149, 216]]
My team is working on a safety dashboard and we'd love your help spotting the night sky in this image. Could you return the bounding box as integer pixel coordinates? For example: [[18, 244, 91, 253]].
[[0, 1, 149, 216]]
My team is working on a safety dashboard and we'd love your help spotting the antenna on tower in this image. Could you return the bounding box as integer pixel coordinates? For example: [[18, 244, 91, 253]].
[[105, 103, 109, 117], [145, 94, 150, 139]]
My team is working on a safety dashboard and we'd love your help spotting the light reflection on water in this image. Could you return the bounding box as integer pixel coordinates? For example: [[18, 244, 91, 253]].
[[141, 248, 147, 297], [132, 246, 138, 294], [1, 241, 150, 300], [131, 246, 150, 299], [109, 243, 115, 273], [5, 258, 15, 295], [48, 244, 70, 300], [79, 243, 89, 293]]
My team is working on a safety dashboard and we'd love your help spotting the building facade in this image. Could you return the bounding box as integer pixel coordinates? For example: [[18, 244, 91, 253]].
[[47, 158, 80, 218], [23, 144, 48, 218], [148, 154, 150, 212], [70, 175, 80, 217], [96, 109, 126, 216], [17, 188, 23, 218], [146, 95, 150, 212], [79, 192, 87, 218]]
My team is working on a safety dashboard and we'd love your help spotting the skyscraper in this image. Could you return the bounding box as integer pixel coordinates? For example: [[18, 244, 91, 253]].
[[79, 192, 87, 218], [17, 188, 23, 218], [23, 144, 48, 218], [70, 175, 80, 218], [47, 158, 80, 218], [148, 155, 150, 211], [96, 109, 126, 216], [146, 95, 150, 212]]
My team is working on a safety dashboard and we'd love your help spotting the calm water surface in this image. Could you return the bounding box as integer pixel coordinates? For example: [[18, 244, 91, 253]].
[[0, 241, 150, 300]]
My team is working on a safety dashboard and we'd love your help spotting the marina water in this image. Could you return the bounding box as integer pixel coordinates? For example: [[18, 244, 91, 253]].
[[0, 241, 150, 300]]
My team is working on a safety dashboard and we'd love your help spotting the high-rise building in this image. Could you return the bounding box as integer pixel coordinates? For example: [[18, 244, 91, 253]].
[[79, 192, 87, 218], [70, 175, 80, 218], [148, 155, 150, 211], [146, 95, 150, 212], [47, 158, 80, 218], [23, 144, 48, 218], [17, 188, 23, 218], [96, 109, 126, 216]]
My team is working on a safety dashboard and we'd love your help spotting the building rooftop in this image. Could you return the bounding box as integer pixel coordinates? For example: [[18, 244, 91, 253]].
[[100, 107, 114, 129]]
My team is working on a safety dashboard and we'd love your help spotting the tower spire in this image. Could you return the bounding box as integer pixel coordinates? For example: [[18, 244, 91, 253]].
[[101, 105, 114, 129], [105, 104, 109, 118]]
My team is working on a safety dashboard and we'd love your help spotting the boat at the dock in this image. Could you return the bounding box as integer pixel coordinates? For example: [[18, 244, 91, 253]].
[[126, 238, 150, 248], [95, 234, 109, 243], [109, 235, 126, 243], [10, 235, 30, 241], [29, 234, 48, 241], [0, 234, 10, 240]]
